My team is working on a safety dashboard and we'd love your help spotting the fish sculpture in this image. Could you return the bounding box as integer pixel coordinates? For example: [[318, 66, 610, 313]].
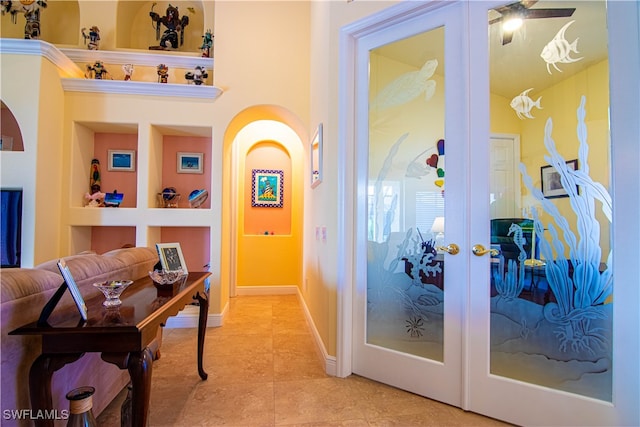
[[511, 88, 542, 120], [371, 59, 438, 110], [540, 20, 582, 74]]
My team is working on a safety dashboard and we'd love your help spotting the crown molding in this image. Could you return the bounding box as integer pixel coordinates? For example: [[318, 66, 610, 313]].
[[61, 78, 223, 100], [0, 38, 84, 78]]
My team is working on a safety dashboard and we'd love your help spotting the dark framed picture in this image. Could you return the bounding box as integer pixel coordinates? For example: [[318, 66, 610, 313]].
[[541, 159, 578, 198], [57, 259, 88, 321], [177, 152, 203, 174], [311, 123, 323, 188], [156, 242, 188, 274], [251, 169, 284, 208], [108, 149, 136, 171]]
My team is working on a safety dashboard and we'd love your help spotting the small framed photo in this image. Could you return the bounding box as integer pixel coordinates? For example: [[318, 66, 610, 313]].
[[177, 152, 203, 174], [541, 159, 578, 199], [310, 123, 323, 188], [57, 259, 88, 321], [156, 242, 188, 274], [108, 149, 136, 171], [251, 169, 284, 208]]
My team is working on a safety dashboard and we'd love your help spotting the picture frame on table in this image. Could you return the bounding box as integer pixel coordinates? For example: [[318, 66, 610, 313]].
[[541, 159, 578, 199], [108, 149, 136, 171], [177, 152, 203, 174], [251, 169, 284, 208], [310, 123, 323, 188], [56, 259, 88, 321], [156, 242, 188, 274]]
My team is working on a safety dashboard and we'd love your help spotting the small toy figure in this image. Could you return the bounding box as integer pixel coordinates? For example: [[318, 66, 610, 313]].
[[85, 61, 110, 79], [149, 3, 190, 50], [157, 64, 169, 83], [185, 66, 208, 85], [200, 29, 213, 58], [1, 0, 48, 39], [122, 64, 134, 81], [81, 26, 100, 50]]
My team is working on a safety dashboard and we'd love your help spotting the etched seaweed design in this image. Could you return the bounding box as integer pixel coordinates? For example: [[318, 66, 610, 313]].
[[518, 96, 612, 354]]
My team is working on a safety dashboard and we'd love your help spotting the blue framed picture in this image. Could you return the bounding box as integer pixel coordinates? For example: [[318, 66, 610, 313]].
[[251, 169, 283, 208], [177, 152, 203, 174], [108, 149, 135, 171]]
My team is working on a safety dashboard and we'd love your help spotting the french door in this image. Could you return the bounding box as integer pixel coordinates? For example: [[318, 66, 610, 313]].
[[347, 1, 639, 425]]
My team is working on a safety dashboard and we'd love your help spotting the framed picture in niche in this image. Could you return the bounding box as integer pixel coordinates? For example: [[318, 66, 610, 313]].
[[541, 159, 578, 199], [156, 242, 188, 274], [108, 149, 136, 171], [310, 123, 323, 188], [251, 169, 284, 208], [177, 152, 203, 174]]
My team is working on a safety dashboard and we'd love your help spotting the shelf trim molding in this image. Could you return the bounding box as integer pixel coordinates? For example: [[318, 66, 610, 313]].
[[59, 47, 214, 70], [0, 38, 84, 78], [61, 78, 223, 100]]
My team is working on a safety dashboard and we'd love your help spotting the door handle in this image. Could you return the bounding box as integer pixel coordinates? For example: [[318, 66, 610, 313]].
[[436, 243, 460, 255], [472, 244, 499, 257]]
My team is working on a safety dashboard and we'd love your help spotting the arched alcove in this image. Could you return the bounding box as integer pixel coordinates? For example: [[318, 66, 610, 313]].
[[0, 101, 25, 151], [118, 1, 206, 52], [0, 1, 79, 45]]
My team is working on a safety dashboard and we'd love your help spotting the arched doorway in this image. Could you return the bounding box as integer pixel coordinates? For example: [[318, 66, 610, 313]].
[[222, 106, 306, 302]]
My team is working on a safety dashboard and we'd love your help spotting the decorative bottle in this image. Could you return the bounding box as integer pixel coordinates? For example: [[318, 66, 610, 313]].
[[66, 386, 98, 427]]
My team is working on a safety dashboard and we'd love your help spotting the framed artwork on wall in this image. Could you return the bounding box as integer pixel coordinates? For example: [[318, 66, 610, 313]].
[[177, 152, 203, 174], [251, 169, 284, 208], [541, 159, 578, 199], [311, 123, 323, 188], [108, 149, 136, 171], [156, 242, 188, 274]]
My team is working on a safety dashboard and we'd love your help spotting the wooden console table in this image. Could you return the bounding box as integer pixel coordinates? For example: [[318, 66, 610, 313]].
[[9, 271, 211, 427]]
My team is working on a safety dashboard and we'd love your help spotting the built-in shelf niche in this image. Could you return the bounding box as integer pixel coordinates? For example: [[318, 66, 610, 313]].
[[148, 226, 211, 272], [69, 225, 136, 255], [150, 124, 212, 209], [71, 121, 139, 208]]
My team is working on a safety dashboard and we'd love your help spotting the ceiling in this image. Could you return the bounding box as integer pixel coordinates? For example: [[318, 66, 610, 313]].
[[373, 1, 609, 100]]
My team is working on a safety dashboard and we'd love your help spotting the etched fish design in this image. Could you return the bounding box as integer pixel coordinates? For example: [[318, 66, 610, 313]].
[[540, 20, 582, 74], [371, 59, 438, 110], [510, 88, 542, 120]]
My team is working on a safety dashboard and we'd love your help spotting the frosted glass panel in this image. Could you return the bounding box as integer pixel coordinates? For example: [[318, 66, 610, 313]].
[[366, 27, 445, 361], [488, 1, 612, 401]]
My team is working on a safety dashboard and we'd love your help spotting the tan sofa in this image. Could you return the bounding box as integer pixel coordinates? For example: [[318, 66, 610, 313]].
[[1, 247, 159, 426]]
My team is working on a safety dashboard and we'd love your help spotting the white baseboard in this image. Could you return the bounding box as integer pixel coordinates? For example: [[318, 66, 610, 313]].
[[169, 285, 336, 376], [164, 301, 228, 328]]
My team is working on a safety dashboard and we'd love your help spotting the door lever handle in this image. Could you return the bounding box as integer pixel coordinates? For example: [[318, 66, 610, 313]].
[[472, 244, 499, 257], [436, 243, 460, 255]]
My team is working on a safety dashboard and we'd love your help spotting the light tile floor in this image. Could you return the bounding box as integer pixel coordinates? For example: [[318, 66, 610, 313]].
[[97, 295, 512, 426]]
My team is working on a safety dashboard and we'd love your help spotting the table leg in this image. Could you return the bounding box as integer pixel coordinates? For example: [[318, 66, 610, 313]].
[[195, 291, 209, 380], [125, 348, 154, 427], [29, 353, 83, 427]]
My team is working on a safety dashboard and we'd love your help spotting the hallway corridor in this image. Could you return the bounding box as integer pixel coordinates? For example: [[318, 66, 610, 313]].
[[97, 294, 511, 426]]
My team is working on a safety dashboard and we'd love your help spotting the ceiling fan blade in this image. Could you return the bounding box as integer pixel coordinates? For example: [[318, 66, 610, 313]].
[[522, 8, 576, 20], [502, 31, 514, 45]]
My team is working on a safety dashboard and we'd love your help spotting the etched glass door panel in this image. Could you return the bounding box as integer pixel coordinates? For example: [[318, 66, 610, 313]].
[[367, 27, 446, 361], [488, 0, 612, 401], [352, 2, 466, 406]]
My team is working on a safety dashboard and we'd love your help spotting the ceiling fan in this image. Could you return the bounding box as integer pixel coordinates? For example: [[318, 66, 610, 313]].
[[490, 0, 576, 45]]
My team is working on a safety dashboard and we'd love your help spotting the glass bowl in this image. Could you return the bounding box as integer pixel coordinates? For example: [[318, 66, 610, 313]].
[[93, 280, 133, 307], [149, 269, 185, 285]]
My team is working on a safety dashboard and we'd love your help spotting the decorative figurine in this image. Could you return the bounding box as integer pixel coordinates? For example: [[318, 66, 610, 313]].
[[81, 26, 100, 50], [200, 29, 213, 58], [122, 64, 134, 81], [1, 0, 47, 39], [85, 61, 110, 79], [185, 66, 208, 85], [157, 63, 169, 83], [148, 3, 190, 50], [85, 159, 105, 207]]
